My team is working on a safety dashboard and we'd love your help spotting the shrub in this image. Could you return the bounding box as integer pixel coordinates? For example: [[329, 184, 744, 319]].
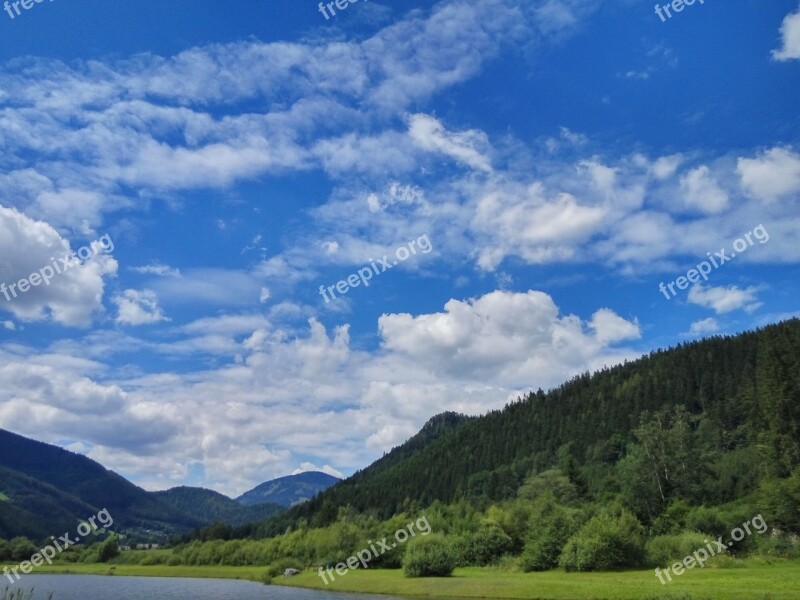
[[522, 507, 581, 571], [97, 537, 120, 563], [139, 553, 167, 566], [760, 469, 800, 534], [0, 540, 11, 562], [9, 538, 37, 562], [651, 500, 691, 536], [753, 530, 800, 559], [645, 531, 712, 567], [403, 534, 455, 577], [453, 524, 513, 566], [266, 558, 304, 578], [559, 508, 645, 571], [166, 554, 183, 566], [685, 506, 730, 539]]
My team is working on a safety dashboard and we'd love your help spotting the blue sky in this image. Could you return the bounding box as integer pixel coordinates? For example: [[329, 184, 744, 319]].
[[0, 0, 798, 496]]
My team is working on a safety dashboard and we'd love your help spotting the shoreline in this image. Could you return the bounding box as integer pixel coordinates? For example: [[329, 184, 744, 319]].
[[10, 560, 800, 599]]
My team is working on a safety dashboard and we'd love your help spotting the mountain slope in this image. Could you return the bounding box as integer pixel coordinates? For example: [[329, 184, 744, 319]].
[[259, 318, 800, 533], [236, 471, 339, 507], [0, 465, 100, 540], [0, 429, 202, 537], [153, 486, 283, 526]]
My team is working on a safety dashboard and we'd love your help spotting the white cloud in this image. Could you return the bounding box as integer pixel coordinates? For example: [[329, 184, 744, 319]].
[[688, 317, 720, 336], [0, 205, 117, 327], [651, 154, 684, 180], [737, 147, 800, 201], [773, 4, 800, 61], [321, 241, 339, 255], [130, 263, 181, 277], [379, 290, 640, 387], [114, 289, 169, 325], [259, 287, 271, 303], [472, 183, 607, 270], [408, 114, 492, 172], [292, 462, 344, 479], [688, 284, 761, 314], [589, 308, 641, 344], [2, 321, 14, 330], [680, 166, 729, 214]]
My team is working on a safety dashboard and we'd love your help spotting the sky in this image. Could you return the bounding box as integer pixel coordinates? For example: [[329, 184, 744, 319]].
[[0, 0, 798, 497]]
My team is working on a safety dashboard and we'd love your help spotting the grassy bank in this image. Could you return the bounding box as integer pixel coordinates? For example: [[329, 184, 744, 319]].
[[279, 562, 800, 599], [10, 563, 266, 582], [16, 560, 800, 599]]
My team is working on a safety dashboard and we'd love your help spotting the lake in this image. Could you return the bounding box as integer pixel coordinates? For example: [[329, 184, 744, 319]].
[[6, 574, 409, 600]]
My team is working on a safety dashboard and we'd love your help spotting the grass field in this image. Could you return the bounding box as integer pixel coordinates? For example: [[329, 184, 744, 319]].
[[16, 560, 800, 599]]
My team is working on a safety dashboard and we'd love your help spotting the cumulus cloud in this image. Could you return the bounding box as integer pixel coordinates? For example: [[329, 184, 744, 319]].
[[472, 183, 607, 270], [379, 290, 640, 387], [688, 317, 720, 336], [680, 166, 729, 214], [688, 284, 761, 314], [0, 205, 117, 327], [773, 4, 800, 61], [113, 289, 169, 325], [737, 147, 800, 201]]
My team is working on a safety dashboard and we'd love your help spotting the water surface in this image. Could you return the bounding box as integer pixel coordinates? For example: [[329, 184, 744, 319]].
[[7, 574, 408, 600]]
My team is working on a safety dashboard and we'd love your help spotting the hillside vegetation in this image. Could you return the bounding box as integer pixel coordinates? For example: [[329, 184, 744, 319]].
[[166, 319, 800, 575]]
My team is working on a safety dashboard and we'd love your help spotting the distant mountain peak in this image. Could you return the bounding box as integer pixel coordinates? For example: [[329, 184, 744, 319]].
[[236, 471, 339, 507]]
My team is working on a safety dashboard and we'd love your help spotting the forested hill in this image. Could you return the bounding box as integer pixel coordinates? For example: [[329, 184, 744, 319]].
[[0, 429, 203, 537], [259, 318, 800, 535], [153, 487, 283, 527]]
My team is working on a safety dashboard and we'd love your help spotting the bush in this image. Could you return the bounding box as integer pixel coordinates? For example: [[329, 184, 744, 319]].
[[9, 538, 37, 562], [522, 506, 581, 571], [645, 531, 712, 567], [403, 534, 456, 577], [266, 558, 304, 578], [760, 469, 800, 534], [650, 500, 691, 536], [166, 554, 183, 566], [753, 530, 800, 559], [453, 524, 513, 566], [559, 508, 645, 571], [685, 506, 730, 539], [97, 537, 120, 563], [0, 540, 11, 562], [138, 553, 167, 566]]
